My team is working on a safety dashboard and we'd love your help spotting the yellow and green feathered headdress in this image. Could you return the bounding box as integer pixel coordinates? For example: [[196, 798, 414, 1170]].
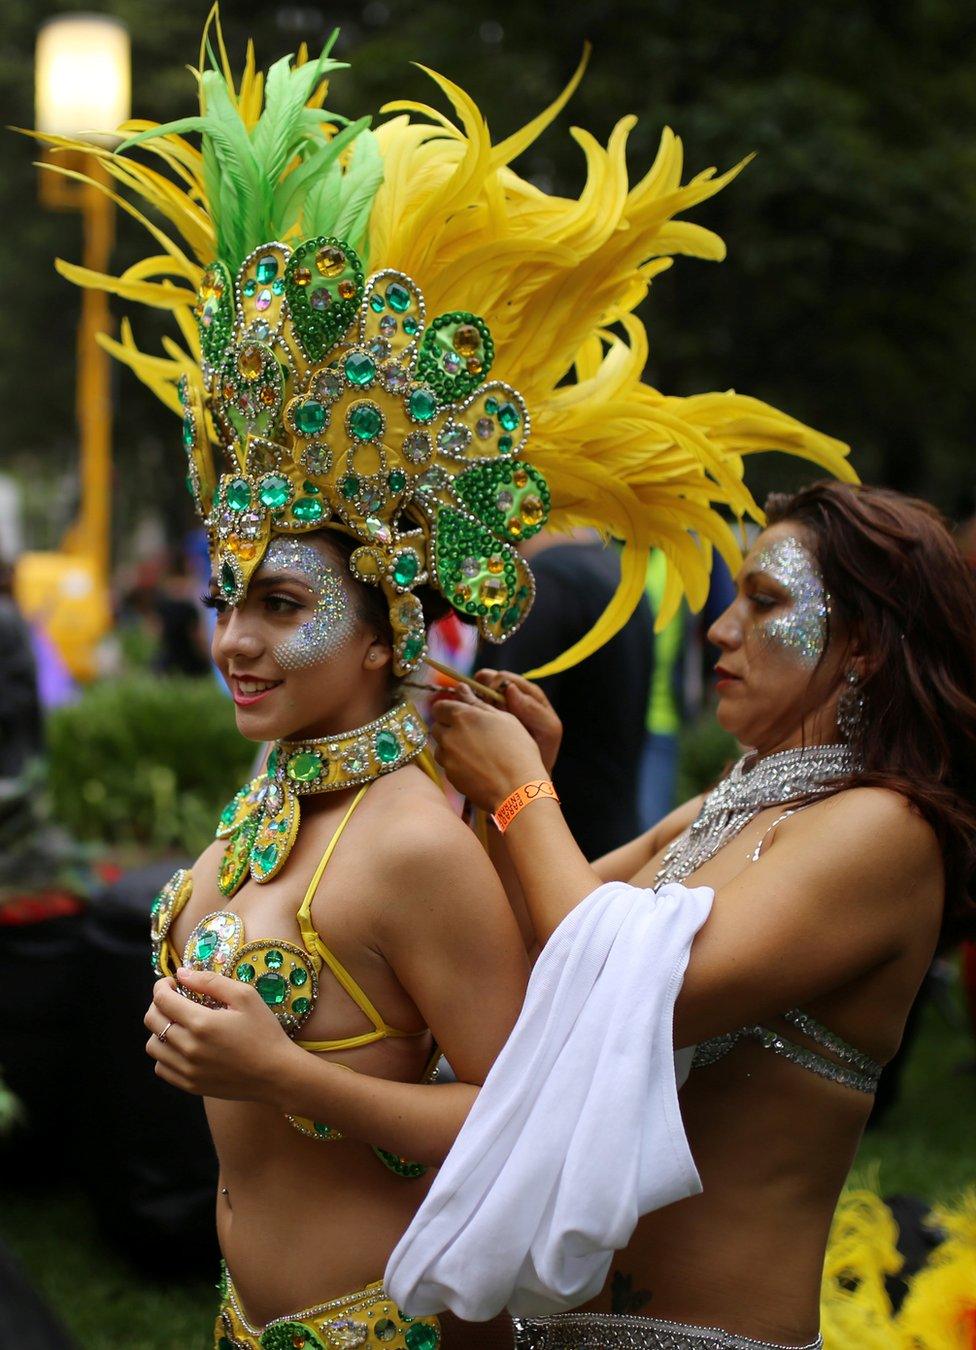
[[36, 8, 854, 677]]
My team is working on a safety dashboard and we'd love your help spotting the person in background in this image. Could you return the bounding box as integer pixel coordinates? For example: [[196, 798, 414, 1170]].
[[0, 561, 43, 781], [154, 547, 212, 677], [480, 528, 653, 860], [638, 549, 737, 829]]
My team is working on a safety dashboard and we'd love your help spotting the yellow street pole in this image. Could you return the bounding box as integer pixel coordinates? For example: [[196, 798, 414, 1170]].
[[72, 162, 115, 585], [15, 16, 131, 678]]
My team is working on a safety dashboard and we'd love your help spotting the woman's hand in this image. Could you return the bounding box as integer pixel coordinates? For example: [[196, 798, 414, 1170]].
[[430, 686, 549, 812], [474, 670, 563, 774], [144, 969, 301, 1103]]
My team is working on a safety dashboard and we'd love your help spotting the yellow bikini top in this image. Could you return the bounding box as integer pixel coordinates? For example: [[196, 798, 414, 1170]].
[[151, 781, 429, 1052]]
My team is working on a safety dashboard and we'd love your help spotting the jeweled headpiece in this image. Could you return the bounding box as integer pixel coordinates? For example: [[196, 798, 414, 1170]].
[[37, 10, 855, 678]]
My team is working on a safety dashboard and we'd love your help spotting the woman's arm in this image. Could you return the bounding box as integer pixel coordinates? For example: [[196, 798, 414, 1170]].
[[428, 695, 944, 1040], [146, 789, 530, 1163], [591, 795, 705, 883], [147, 972, 479, 1163]]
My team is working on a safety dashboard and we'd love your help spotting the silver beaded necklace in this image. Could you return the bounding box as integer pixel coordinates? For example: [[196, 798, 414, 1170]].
[[654, 743, 858, 886]]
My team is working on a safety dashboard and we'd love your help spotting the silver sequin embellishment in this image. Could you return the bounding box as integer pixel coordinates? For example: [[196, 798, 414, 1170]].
[[264, 537, 356, 670], [751, 536, 828, 667], [513, 1311, 823, 1349]]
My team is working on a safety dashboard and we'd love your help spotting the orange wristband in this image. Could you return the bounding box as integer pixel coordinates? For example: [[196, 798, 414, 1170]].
[[491, 780, 560, 833]]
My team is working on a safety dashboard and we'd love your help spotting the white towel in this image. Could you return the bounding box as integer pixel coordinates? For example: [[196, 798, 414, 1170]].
[[385, 880, 713, 1321]]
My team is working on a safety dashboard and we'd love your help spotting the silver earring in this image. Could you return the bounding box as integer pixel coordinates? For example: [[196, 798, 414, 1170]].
[[837, 668, 865, 741]]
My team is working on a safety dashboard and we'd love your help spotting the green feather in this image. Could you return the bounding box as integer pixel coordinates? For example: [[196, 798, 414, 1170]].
[[331, 130, 385, 254], [271, 115, 371, 239], [250, 31, 346, 187], [114, 31, 385, 271]]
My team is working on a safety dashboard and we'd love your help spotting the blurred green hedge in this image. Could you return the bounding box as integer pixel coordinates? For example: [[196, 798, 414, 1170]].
[[46, 676, 255, 856]]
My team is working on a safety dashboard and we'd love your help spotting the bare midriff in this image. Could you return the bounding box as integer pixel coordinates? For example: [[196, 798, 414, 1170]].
[[210, 1032, 434, 1326]]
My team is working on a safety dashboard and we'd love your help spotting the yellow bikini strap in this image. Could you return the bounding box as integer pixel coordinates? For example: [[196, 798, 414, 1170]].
[[297, 784, 370, 939]]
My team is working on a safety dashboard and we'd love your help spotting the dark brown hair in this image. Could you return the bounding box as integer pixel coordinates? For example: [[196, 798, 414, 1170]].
[[765, 481, 976, 941]]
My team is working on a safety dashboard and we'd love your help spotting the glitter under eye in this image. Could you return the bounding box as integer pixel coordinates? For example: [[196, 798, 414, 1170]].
[[262, 538, 356, 670], [751, 535, 828, 667]]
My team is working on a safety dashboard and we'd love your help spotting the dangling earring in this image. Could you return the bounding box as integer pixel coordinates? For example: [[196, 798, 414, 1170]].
[[837, 668, 865, 741]]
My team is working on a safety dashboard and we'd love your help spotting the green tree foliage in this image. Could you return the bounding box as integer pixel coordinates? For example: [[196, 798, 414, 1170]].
[[3, 0, 974, 557]]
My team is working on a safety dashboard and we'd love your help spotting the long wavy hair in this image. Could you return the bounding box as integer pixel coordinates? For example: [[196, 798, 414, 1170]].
[[765, 481, 976, 942]]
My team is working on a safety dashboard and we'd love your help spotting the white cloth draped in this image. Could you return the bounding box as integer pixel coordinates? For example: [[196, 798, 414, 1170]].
[[385, 880, 714, 1321]]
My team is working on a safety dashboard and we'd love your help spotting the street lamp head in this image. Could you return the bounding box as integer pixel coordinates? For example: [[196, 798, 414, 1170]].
[[35, 14, 131, 146]]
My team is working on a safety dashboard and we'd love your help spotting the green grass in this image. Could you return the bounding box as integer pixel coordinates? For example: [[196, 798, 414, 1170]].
[[0, 1186, 214, 1349], [2, 972, 973, 1349]]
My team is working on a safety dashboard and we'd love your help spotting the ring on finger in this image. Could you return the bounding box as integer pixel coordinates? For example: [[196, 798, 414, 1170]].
[[157, 1020, 175, 1044]]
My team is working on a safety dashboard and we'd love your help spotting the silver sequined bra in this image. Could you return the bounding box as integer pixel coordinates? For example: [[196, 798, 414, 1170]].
[[513, 1311, 824, 1349], [656, 743, 882, 1095]]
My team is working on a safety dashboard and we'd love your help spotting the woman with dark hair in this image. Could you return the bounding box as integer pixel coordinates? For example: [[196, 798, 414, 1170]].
[[413, 481, 976, 1349]]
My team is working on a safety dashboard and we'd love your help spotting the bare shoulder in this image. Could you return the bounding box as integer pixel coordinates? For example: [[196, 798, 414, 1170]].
[[789, 786, 940, 868], [776, 785, 944, 931], [365, 767, 503, 904]]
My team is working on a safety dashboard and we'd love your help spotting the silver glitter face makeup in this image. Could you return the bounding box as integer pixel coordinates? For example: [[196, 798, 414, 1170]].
[[751, 535, 828, 667], [261, 538, 357, 670]]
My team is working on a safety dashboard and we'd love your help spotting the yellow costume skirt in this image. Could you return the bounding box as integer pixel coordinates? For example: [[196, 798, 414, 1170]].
[[215, 1266, 441, 1349]]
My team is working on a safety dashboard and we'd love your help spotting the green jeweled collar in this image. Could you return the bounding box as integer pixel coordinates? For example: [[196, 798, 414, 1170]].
[[213, 701, 428, 897]]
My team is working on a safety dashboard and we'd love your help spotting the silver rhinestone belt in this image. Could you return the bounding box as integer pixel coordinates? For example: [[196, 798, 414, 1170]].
[[512, 1313, 823, 1350]]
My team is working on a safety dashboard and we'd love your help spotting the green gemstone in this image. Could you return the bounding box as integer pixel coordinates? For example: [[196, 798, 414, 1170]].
[[219, 801, 238, 826], [290, 966, 308, 987], [252, 843, 278, 872], [292, 996, 311, 1016], [402, 635, 424, 662], [344, 352, 375, 386], [348, 402, 383, 441], [386, 282, 412, 313], [392, 552, 419, 587], [314, 1121, 333, 1136], [255, 253, 278, 284], [375, 729, 401, 764], [484, 397, 499, 415], [502, 605, 521, 629], [498, 435, 513, 453], [267, 748, 279, 775], [196, 930, 218, 961], [498, 402, 520, 432], [369, 293, 385, 312], [405, 1325, 440, 1350], [243, 278, 257, 298], [341, 475, 360, 500], [226, 478, 251, 511], [375, 1319, 398, 1342], [182, 413, 195, 448], [403, 315, 419, 335], [409, 387, 438, 422], [256, 972, 287, 1007], [388, 469, 406, 492], [258, 474, 291, 510], [271, 278, 285, 296], [236, 962, 255, 983], [292, 497, 324, 522], [220, 561, 237, 597], [287, 750, 324, 782], [265, 949, 283, 970], [294, 400, 327, 437]]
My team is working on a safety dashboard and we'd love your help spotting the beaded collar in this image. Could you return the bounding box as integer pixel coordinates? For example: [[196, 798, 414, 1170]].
[[655, 742, 858, 886], [214, 700, 428, 897]]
